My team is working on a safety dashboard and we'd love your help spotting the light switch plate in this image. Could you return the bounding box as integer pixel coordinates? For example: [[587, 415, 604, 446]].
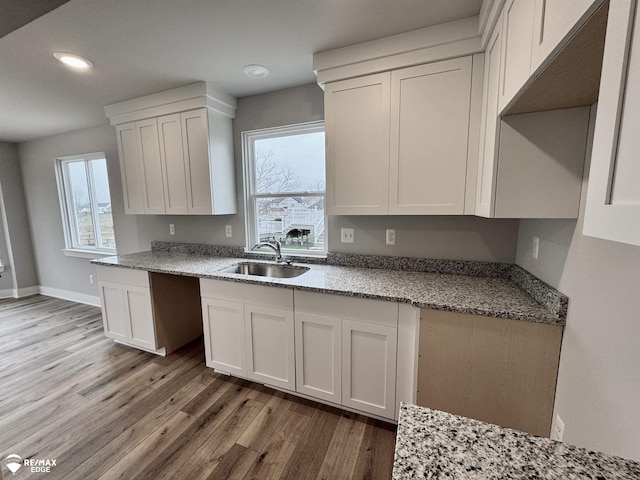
[[341, 228, 355, 243]]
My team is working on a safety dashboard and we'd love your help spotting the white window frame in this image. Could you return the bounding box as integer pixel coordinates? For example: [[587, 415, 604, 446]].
[[55, 152, 116, 258], [242, 121, 326, 257]]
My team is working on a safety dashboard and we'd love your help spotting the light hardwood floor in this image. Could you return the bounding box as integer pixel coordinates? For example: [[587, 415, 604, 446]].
[[0, 295, 397, 480]]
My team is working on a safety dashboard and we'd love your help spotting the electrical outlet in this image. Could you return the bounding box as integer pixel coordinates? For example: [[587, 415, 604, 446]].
[[386, 229, 396, 245], [169, 224, 175, 235], [225, 225, 232, 237], [89, 274, 94, 284], [341, 228, 355, 244], [551, 414, 565, 441], [532, 236, 540, 259]]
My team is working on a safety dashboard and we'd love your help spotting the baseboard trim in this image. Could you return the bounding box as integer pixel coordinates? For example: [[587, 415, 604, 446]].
[[16, 286, 40, 298], [0, 288, 14, 299], [38, 286, 100, 307]]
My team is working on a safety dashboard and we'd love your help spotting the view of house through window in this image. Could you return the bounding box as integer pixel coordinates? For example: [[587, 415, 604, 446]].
[[56, 153, 116, 253], [244, 122, 325, 255]]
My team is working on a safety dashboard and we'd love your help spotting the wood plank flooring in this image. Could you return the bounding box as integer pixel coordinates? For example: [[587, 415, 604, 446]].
[[0, 295, 397, 479]]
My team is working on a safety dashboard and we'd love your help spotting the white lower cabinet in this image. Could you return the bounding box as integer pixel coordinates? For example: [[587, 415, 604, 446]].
[[294, 312, 342, 404], [97, 266, 158, 352], [342, 319, 397, 419], [200, 280, 400, 420], [244, 304, 295, 390], [201, 297, 246, 376], [294, 291, 399, 420], [200, 278, 295, 391]]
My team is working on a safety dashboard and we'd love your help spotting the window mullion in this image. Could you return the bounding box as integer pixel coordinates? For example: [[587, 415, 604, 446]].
[[86, 160, 102, 249], [63, 161, 82, 249]]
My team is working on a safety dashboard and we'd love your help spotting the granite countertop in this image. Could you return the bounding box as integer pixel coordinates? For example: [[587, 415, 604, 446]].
[[393, 403, 640, 479], [93, 250, 564, 325]]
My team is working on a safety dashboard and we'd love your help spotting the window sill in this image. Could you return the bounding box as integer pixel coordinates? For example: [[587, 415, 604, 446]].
[[62, 249, 116, 259]]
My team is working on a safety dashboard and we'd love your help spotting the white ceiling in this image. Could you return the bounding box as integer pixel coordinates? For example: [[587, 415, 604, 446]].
[[0, 0, 482, 143]]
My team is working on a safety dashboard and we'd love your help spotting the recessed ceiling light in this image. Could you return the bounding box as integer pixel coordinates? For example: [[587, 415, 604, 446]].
[[243, 64, 269, 79], [53, 52, 93, 69]]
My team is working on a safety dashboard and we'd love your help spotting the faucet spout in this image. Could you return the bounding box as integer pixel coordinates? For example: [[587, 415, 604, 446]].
[[251, 239, 283, 263]]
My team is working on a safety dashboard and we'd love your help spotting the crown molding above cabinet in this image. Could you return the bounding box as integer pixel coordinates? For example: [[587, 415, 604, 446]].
[[104, 82, 237, 125]]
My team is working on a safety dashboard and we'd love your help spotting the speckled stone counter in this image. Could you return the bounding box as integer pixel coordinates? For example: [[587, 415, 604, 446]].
[[93, 250, 564, 325], [393, 403, 640, 479]]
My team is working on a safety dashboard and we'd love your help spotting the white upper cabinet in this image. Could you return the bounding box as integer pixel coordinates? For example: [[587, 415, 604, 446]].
[[325, 56, 481, 216], [115, 122, 145, 214], [389, 57, 473, 215], [116, 118, 166, 215], [584, 0, 640, 246], [476, 21, 504, 218], [530, 0, 603, 74], [325, 73, 391, 215], [106, 82, 237, 216], [498, 0, 536, 112], [136, 118, 166, 214], [158, 113, 189, 214]]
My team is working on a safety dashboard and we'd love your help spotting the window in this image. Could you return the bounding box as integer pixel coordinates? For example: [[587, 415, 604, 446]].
[[243, 122, 326, 256], [55, 153, 116, 256]]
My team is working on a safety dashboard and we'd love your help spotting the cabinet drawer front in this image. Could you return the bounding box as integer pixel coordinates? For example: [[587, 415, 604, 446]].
[[294, 290, 398, 328], [96, 266, 149, 288], [200, 278, 293, 310]]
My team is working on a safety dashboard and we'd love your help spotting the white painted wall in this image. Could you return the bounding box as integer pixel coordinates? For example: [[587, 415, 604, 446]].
[[516, 107, 640, 461]]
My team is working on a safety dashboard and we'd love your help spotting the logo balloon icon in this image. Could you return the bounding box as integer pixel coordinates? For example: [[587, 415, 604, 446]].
[[6, 454, 22, 475]]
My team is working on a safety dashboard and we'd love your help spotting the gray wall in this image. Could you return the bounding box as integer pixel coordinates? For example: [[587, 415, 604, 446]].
[[329, 215, 517, 261], [0, 141, 38, 293], [17, 82, 518, 300], [17, 125, 144, 298], [515, 107, 640, 461]]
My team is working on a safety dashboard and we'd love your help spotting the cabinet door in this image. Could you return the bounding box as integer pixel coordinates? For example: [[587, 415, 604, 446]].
[[135, 118, 166, 214], [342, 319, 397, 419], [476, 21, 504, 218], [98, 281, 127, 342], [530, 0, 600, 74], [115, 122, 145, 214], [158, 113, 189, 214], [244, 304, 295, 391], [584, 0, 640, 246], [389, 58, 472, 214], [295, 312, 341, 404], [123, 285, 157, 350], [181, 109, 213, 215], [498, 0, 536, 111], [325, 73, 391, 215], [201, 297, 246, 376]]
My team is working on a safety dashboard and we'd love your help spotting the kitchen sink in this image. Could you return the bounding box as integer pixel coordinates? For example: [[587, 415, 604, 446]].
[[222, 262, 310, 279]]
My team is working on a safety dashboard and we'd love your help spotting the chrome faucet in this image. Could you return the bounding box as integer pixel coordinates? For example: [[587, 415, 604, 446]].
[[251, 239, 284, 263]]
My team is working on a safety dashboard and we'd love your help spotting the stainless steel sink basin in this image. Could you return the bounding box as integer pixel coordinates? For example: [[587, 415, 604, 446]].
[[222, 262, 310, 279]]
